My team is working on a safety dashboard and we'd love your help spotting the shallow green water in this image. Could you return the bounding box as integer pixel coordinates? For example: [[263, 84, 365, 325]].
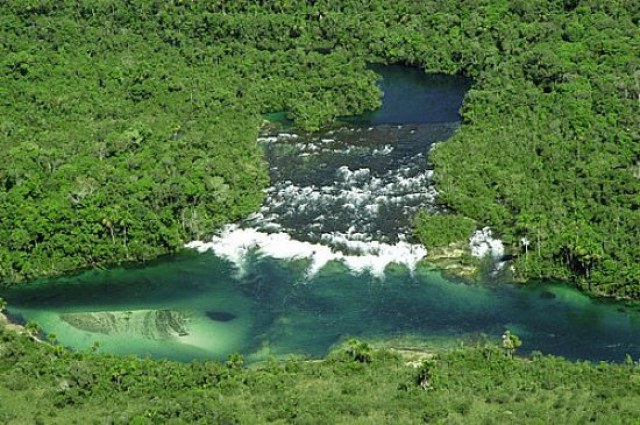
[[3, 254, 640, 363], [2, 66, 638, 363]]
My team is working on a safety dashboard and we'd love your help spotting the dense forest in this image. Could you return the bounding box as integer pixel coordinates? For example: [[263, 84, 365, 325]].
[[2, 325, 640, 424], [0, 1, 381, 282], [0, 1, 638, 298], [1, 2, 640, 423]]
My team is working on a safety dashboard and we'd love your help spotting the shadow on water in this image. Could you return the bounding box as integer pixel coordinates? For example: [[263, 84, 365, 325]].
[[206, 311, 237, 322]]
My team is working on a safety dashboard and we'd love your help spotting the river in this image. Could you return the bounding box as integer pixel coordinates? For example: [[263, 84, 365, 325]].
[[2, 65, 639, 363]]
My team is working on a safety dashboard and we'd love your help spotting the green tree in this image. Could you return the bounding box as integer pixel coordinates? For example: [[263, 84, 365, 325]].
[[502, 330, 522, 357], [227, 353, 244, 369], [415, 359, 438, 391], [346, 339, 373, 363], [25, 321, 42, 338]]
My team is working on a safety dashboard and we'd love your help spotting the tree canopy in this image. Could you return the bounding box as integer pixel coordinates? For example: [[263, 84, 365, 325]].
[[0, 0, 637, 297], [2, 326, 640, 424]]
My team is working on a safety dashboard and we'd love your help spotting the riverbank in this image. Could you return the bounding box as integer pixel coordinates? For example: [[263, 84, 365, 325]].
[[422, 242, 479, 279], [0, 311, 44, 345], [0, 311, 23, 334], [2, 322, 640, 424]]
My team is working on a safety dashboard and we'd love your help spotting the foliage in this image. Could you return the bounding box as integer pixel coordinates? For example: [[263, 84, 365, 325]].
[[346, 338, 373, 363], [414, 212, 477, 249], [24, 321, 42, 338], [415, 358, 438, 391], [0, 0, 637, 298], [226, 353, 244, 370], [410, 2, 640, 296], [0, 1, 381, 283], [2, 326, 640, 424], [502, 330, 523, 357]]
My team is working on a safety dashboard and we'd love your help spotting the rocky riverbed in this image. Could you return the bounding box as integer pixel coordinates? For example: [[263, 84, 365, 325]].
[[60, 310, 190, 340]]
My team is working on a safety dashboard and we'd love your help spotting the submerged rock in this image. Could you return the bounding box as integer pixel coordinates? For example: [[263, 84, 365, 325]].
[[540, 291, 557, 300], [424, 243, 478, 279], [60, 310, 189, 339], [205, 311, 237, 322]]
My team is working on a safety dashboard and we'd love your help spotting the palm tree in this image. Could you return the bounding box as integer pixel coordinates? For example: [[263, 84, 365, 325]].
[[347, 339, 373, 363], [502, 330, 522, 357]]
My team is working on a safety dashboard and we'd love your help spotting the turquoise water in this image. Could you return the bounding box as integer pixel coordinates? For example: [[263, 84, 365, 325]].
[[3, 254, 640, 363], [2, 66, 639, 363]]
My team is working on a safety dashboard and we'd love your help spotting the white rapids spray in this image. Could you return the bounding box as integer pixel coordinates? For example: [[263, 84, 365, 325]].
[[190, 124, 460, 277], [187, 225, 427, 279], [469, 227, 506, 273], [469, 227, 504, 259]]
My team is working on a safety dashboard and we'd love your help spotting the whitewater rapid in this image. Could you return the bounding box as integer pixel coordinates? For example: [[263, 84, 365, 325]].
[[186, 225, 427, 278], [187, 103, 503, 278], [189, 126, 442, 277]]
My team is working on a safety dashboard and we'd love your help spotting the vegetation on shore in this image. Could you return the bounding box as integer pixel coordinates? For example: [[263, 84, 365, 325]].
[[405, 2, 639, 296], [1, 3, 638, 422], [0, 1, 380, 283], [413, 213, 477, 251], [1, 1, 638, 298], [2, 324, 640, 424]]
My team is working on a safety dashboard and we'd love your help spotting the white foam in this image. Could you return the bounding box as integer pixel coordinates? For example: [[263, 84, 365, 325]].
[[372, 145, 394, 155], [470, 227, 504, 259], [278, 133, 297, 139], [249, 162, 438, 240], [235, 128, 441, 278], [186, 225, 427, 279]]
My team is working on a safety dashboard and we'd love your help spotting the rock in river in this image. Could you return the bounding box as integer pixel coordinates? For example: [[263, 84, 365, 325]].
[[205, 311, 237, 322], [60, 310, 189, 340]]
